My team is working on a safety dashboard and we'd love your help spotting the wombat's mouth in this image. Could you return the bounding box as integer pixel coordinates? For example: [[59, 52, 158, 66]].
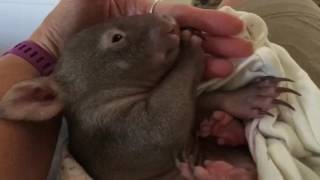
[[159, 15, 181, 44], [164, 34, 180, 61], [164, 17, 181, 46], [163, 26, 181, 61], [154, 15, 181, 62], [167, 22, 180, 37]]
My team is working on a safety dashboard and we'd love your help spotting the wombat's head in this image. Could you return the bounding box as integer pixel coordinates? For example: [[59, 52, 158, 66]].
[[56, 14, 181, 93], [0, 15, 181, 122]]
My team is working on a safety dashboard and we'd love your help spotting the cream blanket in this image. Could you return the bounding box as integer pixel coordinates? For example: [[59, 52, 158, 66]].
[[58, 7, 320, 180]]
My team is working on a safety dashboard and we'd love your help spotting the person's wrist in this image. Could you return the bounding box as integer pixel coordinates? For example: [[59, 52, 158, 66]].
[[2, 26, 59, 76], [29, 26, 60, 59]]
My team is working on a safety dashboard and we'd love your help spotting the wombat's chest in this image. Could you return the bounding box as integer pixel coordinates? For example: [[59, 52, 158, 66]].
[[66, 117, 186, 179], [63, 94, 194, 179]]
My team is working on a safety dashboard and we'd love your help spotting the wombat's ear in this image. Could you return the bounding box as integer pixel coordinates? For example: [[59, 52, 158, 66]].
[[0, 77, 64, 122]]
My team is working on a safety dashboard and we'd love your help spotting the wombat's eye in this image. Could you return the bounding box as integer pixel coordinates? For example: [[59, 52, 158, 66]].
[[112, 34, 123, 43]]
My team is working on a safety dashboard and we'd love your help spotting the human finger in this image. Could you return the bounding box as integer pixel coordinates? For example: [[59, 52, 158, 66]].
[[204, 57, 234, 78], [203, 35, 253, 58], [158, 4, 244, 36]]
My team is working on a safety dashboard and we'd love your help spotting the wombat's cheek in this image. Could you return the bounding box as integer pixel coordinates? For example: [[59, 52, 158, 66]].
[[164, 21, 181, 50], [158, 32, 181, 64], [151, 48, 179, 66], [165, 45, 180, 63], [167, 33, 181, 49], [152, 29, 180, 51], [158, 15, 180, 37]]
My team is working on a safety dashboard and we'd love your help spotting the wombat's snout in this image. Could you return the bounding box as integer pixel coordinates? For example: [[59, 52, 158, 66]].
[[159, 15, 180, 36], [151, 15, 180, 63]]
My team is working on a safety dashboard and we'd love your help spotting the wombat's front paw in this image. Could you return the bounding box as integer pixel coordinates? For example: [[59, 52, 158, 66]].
[[198, 111, 246, 147], [221, 76, 301, 120], [181, 30, 202, 47], [179, 30, 204, 73], [178, 160, 256, 180], [180, 30, 203, 59]]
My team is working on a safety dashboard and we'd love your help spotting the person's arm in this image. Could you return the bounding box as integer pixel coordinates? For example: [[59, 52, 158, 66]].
[[0, 53, 61, 180], [0, 3, 105, 177], [0, 24, 63, 179]]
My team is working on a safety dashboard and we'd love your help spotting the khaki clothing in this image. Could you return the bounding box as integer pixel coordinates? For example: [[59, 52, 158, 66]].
[[237, 0, 320, 87]]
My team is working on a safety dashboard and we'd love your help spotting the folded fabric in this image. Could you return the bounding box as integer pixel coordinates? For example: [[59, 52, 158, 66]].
[[198, 6, 320, 180], [58, 7, 320, 180]]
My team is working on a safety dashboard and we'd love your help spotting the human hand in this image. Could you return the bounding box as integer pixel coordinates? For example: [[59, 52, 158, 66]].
[[155, 3, 253, 78], [30, 0, 253, 78]]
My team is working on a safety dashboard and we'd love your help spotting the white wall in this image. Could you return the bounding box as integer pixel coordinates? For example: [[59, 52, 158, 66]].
[[0, 0, 57, 53], [0, 0, 191, 54]]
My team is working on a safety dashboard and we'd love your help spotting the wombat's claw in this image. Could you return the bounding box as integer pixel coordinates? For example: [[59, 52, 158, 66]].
[[258, 110, 275, 117], [272, 77, 294, 83], [277, 87, 301, 96], [176, 155, 198, 179], [187, 156, 196, 169], [273, 99, 295, 111], [255, 76, 298, 112], [180, 150, 196, 168], [257, 76, 294, 84], [218, 75, 299, 120]]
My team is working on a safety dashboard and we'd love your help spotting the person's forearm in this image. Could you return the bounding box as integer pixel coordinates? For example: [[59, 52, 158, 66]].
[[0, 1, 151, 179], [0, 54, 61, 180]]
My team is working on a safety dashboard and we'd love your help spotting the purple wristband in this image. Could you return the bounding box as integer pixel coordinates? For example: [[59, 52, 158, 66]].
[[3, 41, 56, 76]]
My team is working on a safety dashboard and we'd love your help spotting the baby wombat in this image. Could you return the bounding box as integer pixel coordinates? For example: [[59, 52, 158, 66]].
[[0, 14, 298, 180], [0, 14, 204, 180]]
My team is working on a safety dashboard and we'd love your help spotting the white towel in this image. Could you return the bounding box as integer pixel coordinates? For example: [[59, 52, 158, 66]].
[[198, 6, 320, 180], [59, 7, 320, 180]]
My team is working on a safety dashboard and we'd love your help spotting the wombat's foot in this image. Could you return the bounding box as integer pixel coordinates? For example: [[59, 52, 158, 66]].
[[220, 76, 300, 120], [178, 160, 256, 180], [198, 111, 246, 146], [181, 30, 204, 60]]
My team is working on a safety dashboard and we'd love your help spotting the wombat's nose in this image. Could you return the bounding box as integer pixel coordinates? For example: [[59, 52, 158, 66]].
[[200, 0, 209, 5], [159, 15, 180, 35]]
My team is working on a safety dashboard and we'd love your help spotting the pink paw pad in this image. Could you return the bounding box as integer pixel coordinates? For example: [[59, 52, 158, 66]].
[[178, 160, 256, 180], [199, 111, 246, 147]]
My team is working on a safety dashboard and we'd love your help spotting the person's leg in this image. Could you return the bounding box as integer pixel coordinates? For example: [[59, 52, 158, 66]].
[[225, 0, 320, 87], [192, 0, 223, 9]]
